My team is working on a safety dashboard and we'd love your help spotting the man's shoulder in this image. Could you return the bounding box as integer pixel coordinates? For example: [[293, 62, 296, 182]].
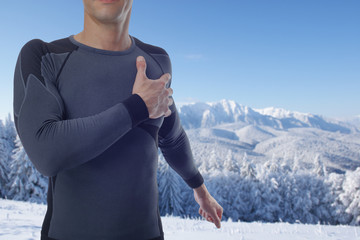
[[20, 36, 77, 57], [132, 36, 172, 76], [132, 36, 168, 56]]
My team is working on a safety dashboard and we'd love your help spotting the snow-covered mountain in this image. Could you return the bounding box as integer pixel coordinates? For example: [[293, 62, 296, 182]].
[[177, 99, 360, 173], [178, 99, 356, 133]]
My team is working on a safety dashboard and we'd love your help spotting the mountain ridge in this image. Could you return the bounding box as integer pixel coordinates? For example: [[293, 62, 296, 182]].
[[177, 99, 358, 134]]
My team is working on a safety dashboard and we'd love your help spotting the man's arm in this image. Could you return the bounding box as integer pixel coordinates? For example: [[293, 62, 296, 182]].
[[158, 106, 223, 222], [158, 100, 204, 188], [158, 102, 223, 228], [13, 40, 168, 177]]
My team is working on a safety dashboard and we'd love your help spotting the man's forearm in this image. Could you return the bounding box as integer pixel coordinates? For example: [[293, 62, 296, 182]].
[[159, 101, 205, 188]]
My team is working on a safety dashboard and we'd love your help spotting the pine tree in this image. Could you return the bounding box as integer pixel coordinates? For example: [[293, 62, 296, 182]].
[[0, 120, 10, 198], [280, 151, 292, 174], [240, 152, 256, 179], [270, 154, 281, 173], [255, 161, 282, 222], [179, 179, 198, 219], [198, 156, 209, 174], [314, 154, 327, 177], [237, 176, 258, 221], [208, 147, 222, 173], [158, 159, 184, 216], [0, 115, 17, 198], [326, 172, 350, 224], [0, 140, 8, 198], [221, 173, 241, 221], [224, 149, 238, 173], [4, 113, 16, 149], [293, 152, 301, 173], [339, 167, 360, 225], [7, 135, 48, 203], [237, 152, 246, 175]]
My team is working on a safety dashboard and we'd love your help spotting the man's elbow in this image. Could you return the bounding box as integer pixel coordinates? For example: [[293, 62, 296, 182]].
[[28, 152, 62, 177]]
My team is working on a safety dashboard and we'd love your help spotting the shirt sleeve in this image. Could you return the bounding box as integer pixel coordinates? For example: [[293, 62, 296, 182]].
[[13, 39, 149, 177], [158, 99, 204, 189]]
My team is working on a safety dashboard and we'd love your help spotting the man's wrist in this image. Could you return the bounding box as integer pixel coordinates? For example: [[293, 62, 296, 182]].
[[123, 94, 149, 127], [193, 182, 210, 199], [185, 171, 204, 188]]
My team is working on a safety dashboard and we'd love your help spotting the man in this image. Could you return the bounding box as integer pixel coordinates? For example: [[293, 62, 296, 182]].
[[13, 0, 223, 239]]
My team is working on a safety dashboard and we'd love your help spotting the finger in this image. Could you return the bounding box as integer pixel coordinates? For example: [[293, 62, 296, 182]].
[[200, 209, 205, 219], [136, 56, 147, 78], [164, 108, 172, 117], [167, 87, 173, 97], [209, 209, 221, 228], [205, 213, 213, 223], [218, 207, 223, 220], [214, 214, 221, 228], [168, 97, 174, 106], [160, 87, 170, 99], [158, 73, 171, 84]]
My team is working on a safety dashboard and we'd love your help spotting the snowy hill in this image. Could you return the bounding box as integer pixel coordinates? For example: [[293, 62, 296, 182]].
[[178, 100, 360, 173], [1, 199, 358, 240]]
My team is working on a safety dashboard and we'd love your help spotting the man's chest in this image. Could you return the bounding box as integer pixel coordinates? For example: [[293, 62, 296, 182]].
[[56, 49, 163, 119]]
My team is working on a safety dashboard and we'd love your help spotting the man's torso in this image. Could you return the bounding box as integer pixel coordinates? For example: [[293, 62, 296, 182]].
[[36, 35, 170, 240]]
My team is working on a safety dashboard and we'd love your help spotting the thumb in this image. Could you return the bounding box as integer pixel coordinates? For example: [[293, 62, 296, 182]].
[[136, 56, 147, 79]]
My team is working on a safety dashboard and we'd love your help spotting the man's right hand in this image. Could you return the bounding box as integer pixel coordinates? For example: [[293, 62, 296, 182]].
[[132, 56, 173, 119]]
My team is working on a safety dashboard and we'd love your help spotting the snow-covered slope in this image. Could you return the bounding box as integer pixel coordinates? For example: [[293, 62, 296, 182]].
[[178, 100, 360, 173], [1, 199, 358, 240]]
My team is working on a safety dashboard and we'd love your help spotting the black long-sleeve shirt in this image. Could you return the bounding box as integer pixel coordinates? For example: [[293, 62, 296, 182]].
[[13, 35, 204, 240]]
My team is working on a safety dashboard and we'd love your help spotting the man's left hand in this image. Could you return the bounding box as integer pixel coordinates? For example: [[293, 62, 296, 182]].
[[194, 186, 223, 228]]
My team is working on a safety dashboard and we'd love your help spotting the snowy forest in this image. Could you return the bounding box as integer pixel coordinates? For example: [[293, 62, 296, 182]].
[[0, 113, 359, 226]]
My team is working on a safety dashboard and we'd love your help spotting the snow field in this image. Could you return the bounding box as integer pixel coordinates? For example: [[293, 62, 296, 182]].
[[1, 199, 359, 240]]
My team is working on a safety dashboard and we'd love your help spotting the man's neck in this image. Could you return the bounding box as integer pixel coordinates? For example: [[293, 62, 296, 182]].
[[74, 13, 132, 52]]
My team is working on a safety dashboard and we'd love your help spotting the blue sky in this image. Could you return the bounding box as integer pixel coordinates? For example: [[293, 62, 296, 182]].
[[1, 0, 359, 121]]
